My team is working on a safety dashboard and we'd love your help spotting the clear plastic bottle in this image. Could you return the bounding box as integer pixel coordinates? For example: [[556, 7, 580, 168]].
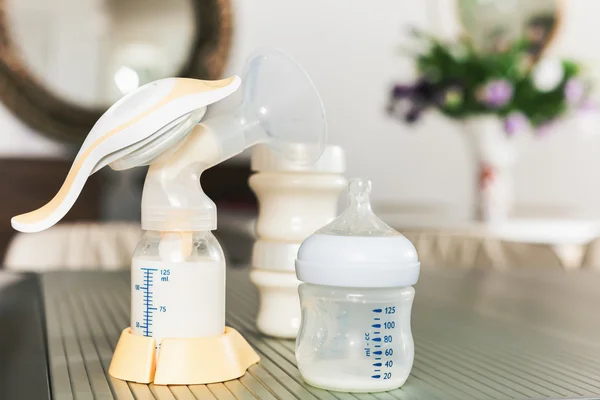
[[130, 230, 226, 347], [295, 179, 420, 392]]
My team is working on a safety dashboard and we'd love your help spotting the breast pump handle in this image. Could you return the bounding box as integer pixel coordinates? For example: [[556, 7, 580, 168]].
[[10, 76, 241, 233]]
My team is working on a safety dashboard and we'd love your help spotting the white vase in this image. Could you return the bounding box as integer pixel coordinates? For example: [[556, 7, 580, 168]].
[[465, 116, 526, 223]]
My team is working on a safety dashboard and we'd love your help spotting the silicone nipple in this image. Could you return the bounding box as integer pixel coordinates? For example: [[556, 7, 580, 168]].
[[316, 178, 398, 236]]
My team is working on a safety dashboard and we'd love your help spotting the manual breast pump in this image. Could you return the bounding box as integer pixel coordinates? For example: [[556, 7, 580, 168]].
[[11, 49, 327, 385]]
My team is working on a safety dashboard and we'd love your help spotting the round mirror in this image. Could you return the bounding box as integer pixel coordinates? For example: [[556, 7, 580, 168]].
[[458, 0, 560, 56], [0, 0, 232, 142]]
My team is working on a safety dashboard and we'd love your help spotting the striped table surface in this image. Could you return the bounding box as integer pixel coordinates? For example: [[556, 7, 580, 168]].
[[40, 267, 600, 400]]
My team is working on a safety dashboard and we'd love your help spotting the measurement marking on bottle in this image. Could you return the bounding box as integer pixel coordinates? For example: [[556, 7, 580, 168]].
[[372, 306, 395, 380], [140, 268, 158, 337]]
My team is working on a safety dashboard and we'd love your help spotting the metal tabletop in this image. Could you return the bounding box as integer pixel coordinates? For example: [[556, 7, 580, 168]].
[[5, 267, 600, 399]]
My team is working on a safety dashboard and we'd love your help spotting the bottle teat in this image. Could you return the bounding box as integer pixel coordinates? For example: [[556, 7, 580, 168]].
[[316, 178, 398, 237], [295, 178, 420, 288]]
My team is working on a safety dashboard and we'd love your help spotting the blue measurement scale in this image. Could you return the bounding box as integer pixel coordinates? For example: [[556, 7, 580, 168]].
[[135, 267, 170, 337], [140, 268, 157, 336], [131, 259, 225, 348], [367, 306, 396, 381]]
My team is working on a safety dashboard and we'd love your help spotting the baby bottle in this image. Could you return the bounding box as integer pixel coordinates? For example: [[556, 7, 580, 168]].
[[295, 178, 420, 392]]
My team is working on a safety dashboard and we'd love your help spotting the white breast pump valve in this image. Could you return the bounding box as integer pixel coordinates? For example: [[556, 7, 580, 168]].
[[11, 48, 327, 385]]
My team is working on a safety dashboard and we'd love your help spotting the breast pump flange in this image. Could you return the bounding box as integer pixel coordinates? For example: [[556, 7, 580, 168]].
[[11, 49, 327, 385]]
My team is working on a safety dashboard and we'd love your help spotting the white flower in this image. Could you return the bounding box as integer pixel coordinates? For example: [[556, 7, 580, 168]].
[[532, 58, 564, 92]]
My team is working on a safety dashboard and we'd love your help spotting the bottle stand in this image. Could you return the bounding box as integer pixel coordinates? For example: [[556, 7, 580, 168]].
[[108, 327, 260, 385]]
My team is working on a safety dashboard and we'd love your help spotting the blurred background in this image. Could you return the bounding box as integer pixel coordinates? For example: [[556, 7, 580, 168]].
[[3, 0, 600, 271]]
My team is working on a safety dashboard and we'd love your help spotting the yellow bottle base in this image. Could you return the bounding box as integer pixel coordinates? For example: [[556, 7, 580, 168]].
[[108, 327, 260, 385]]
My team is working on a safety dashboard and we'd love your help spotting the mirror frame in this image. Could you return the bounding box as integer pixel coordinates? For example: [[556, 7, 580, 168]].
[[0, 0, 232, 143], [456, 0, 563, 58]]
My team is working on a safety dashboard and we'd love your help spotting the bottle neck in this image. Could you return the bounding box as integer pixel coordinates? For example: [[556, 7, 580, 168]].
[[134, 230, 224, 263]]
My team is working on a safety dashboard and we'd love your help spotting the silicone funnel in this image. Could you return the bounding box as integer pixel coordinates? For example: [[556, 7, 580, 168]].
[[203, 49, 327, 164]]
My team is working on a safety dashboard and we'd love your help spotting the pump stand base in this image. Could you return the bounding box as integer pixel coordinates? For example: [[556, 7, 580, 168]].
[[108, 327, 260, 385]]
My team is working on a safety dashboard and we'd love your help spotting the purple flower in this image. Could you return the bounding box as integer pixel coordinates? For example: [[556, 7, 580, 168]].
[[478, 79, 514, 108], [404, 106, 424, 123], [504, 112, 529, 136], [391, 84, 414, 100], [564, 78, 586, 105], [388, 78, 440, 124]]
